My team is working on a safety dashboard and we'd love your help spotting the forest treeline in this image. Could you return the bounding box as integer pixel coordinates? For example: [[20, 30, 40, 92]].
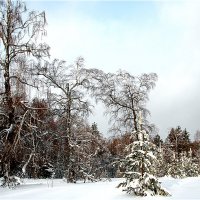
[[0, 0, 200, 192]]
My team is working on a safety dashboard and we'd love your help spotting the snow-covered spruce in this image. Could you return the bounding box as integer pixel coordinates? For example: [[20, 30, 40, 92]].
[[183, 150, 199, 177], [167, 150, 199, 178], [117, 112, 170, 196]]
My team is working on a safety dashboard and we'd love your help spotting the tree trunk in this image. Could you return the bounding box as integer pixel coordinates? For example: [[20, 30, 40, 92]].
[[1, 1, 17, 182]]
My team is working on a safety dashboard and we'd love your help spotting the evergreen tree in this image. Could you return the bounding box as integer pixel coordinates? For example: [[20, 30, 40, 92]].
[[167, 152, 185, 178], [166, 126, 191, 156], [181, 150, 199, 177], [91, 122, 100, 136], [155, 147, 167, 177], [167, 150, 199, 178], [182, 129, 190, 143], [118, 112, 170, 196], [152, 134, 163, 148]]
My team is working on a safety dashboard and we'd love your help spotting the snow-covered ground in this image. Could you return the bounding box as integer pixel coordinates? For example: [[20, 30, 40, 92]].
[[1, 177, 200, 200]]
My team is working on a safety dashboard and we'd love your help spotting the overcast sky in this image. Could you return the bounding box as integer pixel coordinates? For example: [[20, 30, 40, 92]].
[[26, 0, 200, 139]]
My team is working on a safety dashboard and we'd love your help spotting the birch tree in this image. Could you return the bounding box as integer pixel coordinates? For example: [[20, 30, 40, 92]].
[[0, 0, 49, 184], [36, 57, 92, 182], [90, 70, 157, 134]]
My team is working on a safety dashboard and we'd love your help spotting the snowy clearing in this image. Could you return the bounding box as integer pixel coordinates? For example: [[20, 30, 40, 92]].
[[1, 177, 200, 200]]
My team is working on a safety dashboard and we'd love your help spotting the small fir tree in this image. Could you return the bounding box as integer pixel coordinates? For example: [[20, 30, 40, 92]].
[[167, 152, 185, 178], [155, 147, 167, 177], [182, 150, 199, 177], [167, 150, 199, 178], [118, 112, 170, 196]]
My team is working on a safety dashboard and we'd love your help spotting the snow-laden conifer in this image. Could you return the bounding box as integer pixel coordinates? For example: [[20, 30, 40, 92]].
[[118, 112, 170, 196], [168, 150, 199, 178], [182, 150, 199, 177], [167, 153, 184, 178]]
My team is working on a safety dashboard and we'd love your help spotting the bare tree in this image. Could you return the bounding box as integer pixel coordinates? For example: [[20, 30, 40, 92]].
[[0, 0, 49, 183], [90, 70, 157, 135], [36, 57, 93, 182]]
